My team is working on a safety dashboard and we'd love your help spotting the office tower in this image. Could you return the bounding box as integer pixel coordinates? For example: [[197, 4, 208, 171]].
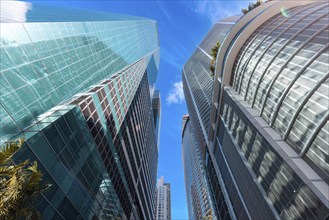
[[182, 14, 240, 220], [154, 176, 171, 220], [183, 1, 329, 219], [182, 115, 216, 220], [1, 2, 160, 219], [183, 15, 240, 157]]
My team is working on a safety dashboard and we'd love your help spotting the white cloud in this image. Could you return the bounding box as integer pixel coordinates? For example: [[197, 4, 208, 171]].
[[166, 81, 185, 105], [192, 1, 245, 24]]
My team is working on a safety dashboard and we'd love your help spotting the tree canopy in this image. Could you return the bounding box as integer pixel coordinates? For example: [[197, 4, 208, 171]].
[[0, 138, 51, 219]]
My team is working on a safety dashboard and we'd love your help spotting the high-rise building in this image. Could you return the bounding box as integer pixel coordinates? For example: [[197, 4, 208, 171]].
[[183, 15, 240, 157], [183, 1, 329, 220], [1, 2, 160, 219], [155, 176, 171, 220], [182, 115, 216, 220], [182, 14, 240, 220]]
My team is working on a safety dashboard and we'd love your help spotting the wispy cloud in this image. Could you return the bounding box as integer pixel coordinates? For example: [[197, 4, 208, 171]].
[[161, 38, 189, 69], [166, 81, 185, 105], [192, 1, 245, 24], [155, 1, 174, 23]]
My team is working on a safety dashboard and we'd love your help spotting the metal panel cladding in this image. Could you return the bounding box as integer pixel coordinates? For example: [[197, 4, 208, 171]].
[[231, 2, 329, 183]]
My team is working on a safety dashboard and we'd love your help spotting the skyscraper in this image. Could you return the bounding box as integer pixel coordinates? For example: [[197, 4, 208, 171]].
[[154, 176, 171, 220], [183, 1, 329, 219], [1, 1, 160, 219], [182, 115, 216, 220], [182, 14, 240, 220], [183, 15, 240, 157]]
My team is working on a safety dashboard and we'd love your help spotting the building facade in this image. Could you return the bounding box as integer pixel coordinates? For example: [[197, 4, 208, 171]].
[[152, 90, 161, 148], [182, 15, 240, 158], [182, 115, 216, 220], [183, 1, 329, 219], [1, 2, 160, 220], [155, 176, 171, 220], [182, 14, 240, 220]]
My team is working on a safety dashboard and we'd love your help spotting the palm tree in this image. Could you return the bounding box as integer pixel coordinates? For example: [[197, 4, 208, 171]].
[[0, 138, 51, 219]]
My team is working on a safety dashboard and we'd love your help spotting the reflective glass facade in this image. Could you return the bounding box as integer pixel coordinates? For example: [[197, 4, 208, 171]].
[[0, 1, 159, 144], [12, 105, 125, 219], [1, 2, 160, 219]]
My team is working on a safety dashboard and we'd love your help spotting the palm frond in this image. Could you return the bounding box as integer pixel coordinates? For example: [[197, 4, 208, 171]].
[[0, 138, 25, 164], [0, 138, 46, 220]]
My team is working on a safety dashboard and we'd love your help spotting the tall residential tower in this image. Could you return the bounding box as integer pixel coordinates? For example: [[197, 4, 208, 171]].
[[182, 115, 216, 220], [1, 2, 160, 219], [155, 176, 171, 220], [183, 1, 329, 219]]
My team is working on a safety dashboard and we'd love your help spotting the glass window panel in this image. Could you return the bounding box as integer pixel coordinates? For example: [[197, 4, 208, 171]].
[[305, 121, 329, 182]]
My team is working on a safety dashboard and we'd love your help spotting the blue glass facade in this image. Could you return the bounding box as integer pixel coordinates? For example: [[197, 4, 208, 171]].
[[0, 1, 159, 145], [13, 105, 124, 219], [1, 2, 160, 219]]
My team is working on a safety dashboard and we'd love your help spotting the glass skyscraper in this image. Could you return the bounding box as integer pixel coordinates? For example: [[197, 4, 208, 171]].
[[182, 115, 216, 220], [183, 1, 329, 220], [1, 1, 160, 219], [183, 15, 240, 157]]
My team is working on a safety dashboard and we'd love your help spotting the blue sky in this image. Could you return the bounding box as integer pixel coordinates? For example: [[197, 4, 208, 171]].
[[34, 1, 247, 219]]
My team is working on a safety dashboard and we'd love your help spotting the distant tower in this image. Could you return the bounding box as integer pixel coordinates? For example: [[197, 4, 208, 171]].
[[182, 115, 216, 220], [155, 176, 171, 220]]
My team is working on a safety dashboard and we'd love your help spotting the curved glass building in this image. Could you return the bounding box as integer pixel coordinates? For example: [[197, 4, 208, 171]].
[[1, 2, 160, 219], [183, 1, 329, 219]]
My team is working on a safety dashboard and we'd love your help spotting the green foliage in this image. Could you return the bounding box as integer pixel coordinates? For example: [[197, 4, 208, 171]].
[[0, 138, 51, 220], [0, 139, 22, 164], [242, 8, 249, 14], [242, 0, 263, 14], [203, 209, 213, 220], [210, 41, 221, 76]]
